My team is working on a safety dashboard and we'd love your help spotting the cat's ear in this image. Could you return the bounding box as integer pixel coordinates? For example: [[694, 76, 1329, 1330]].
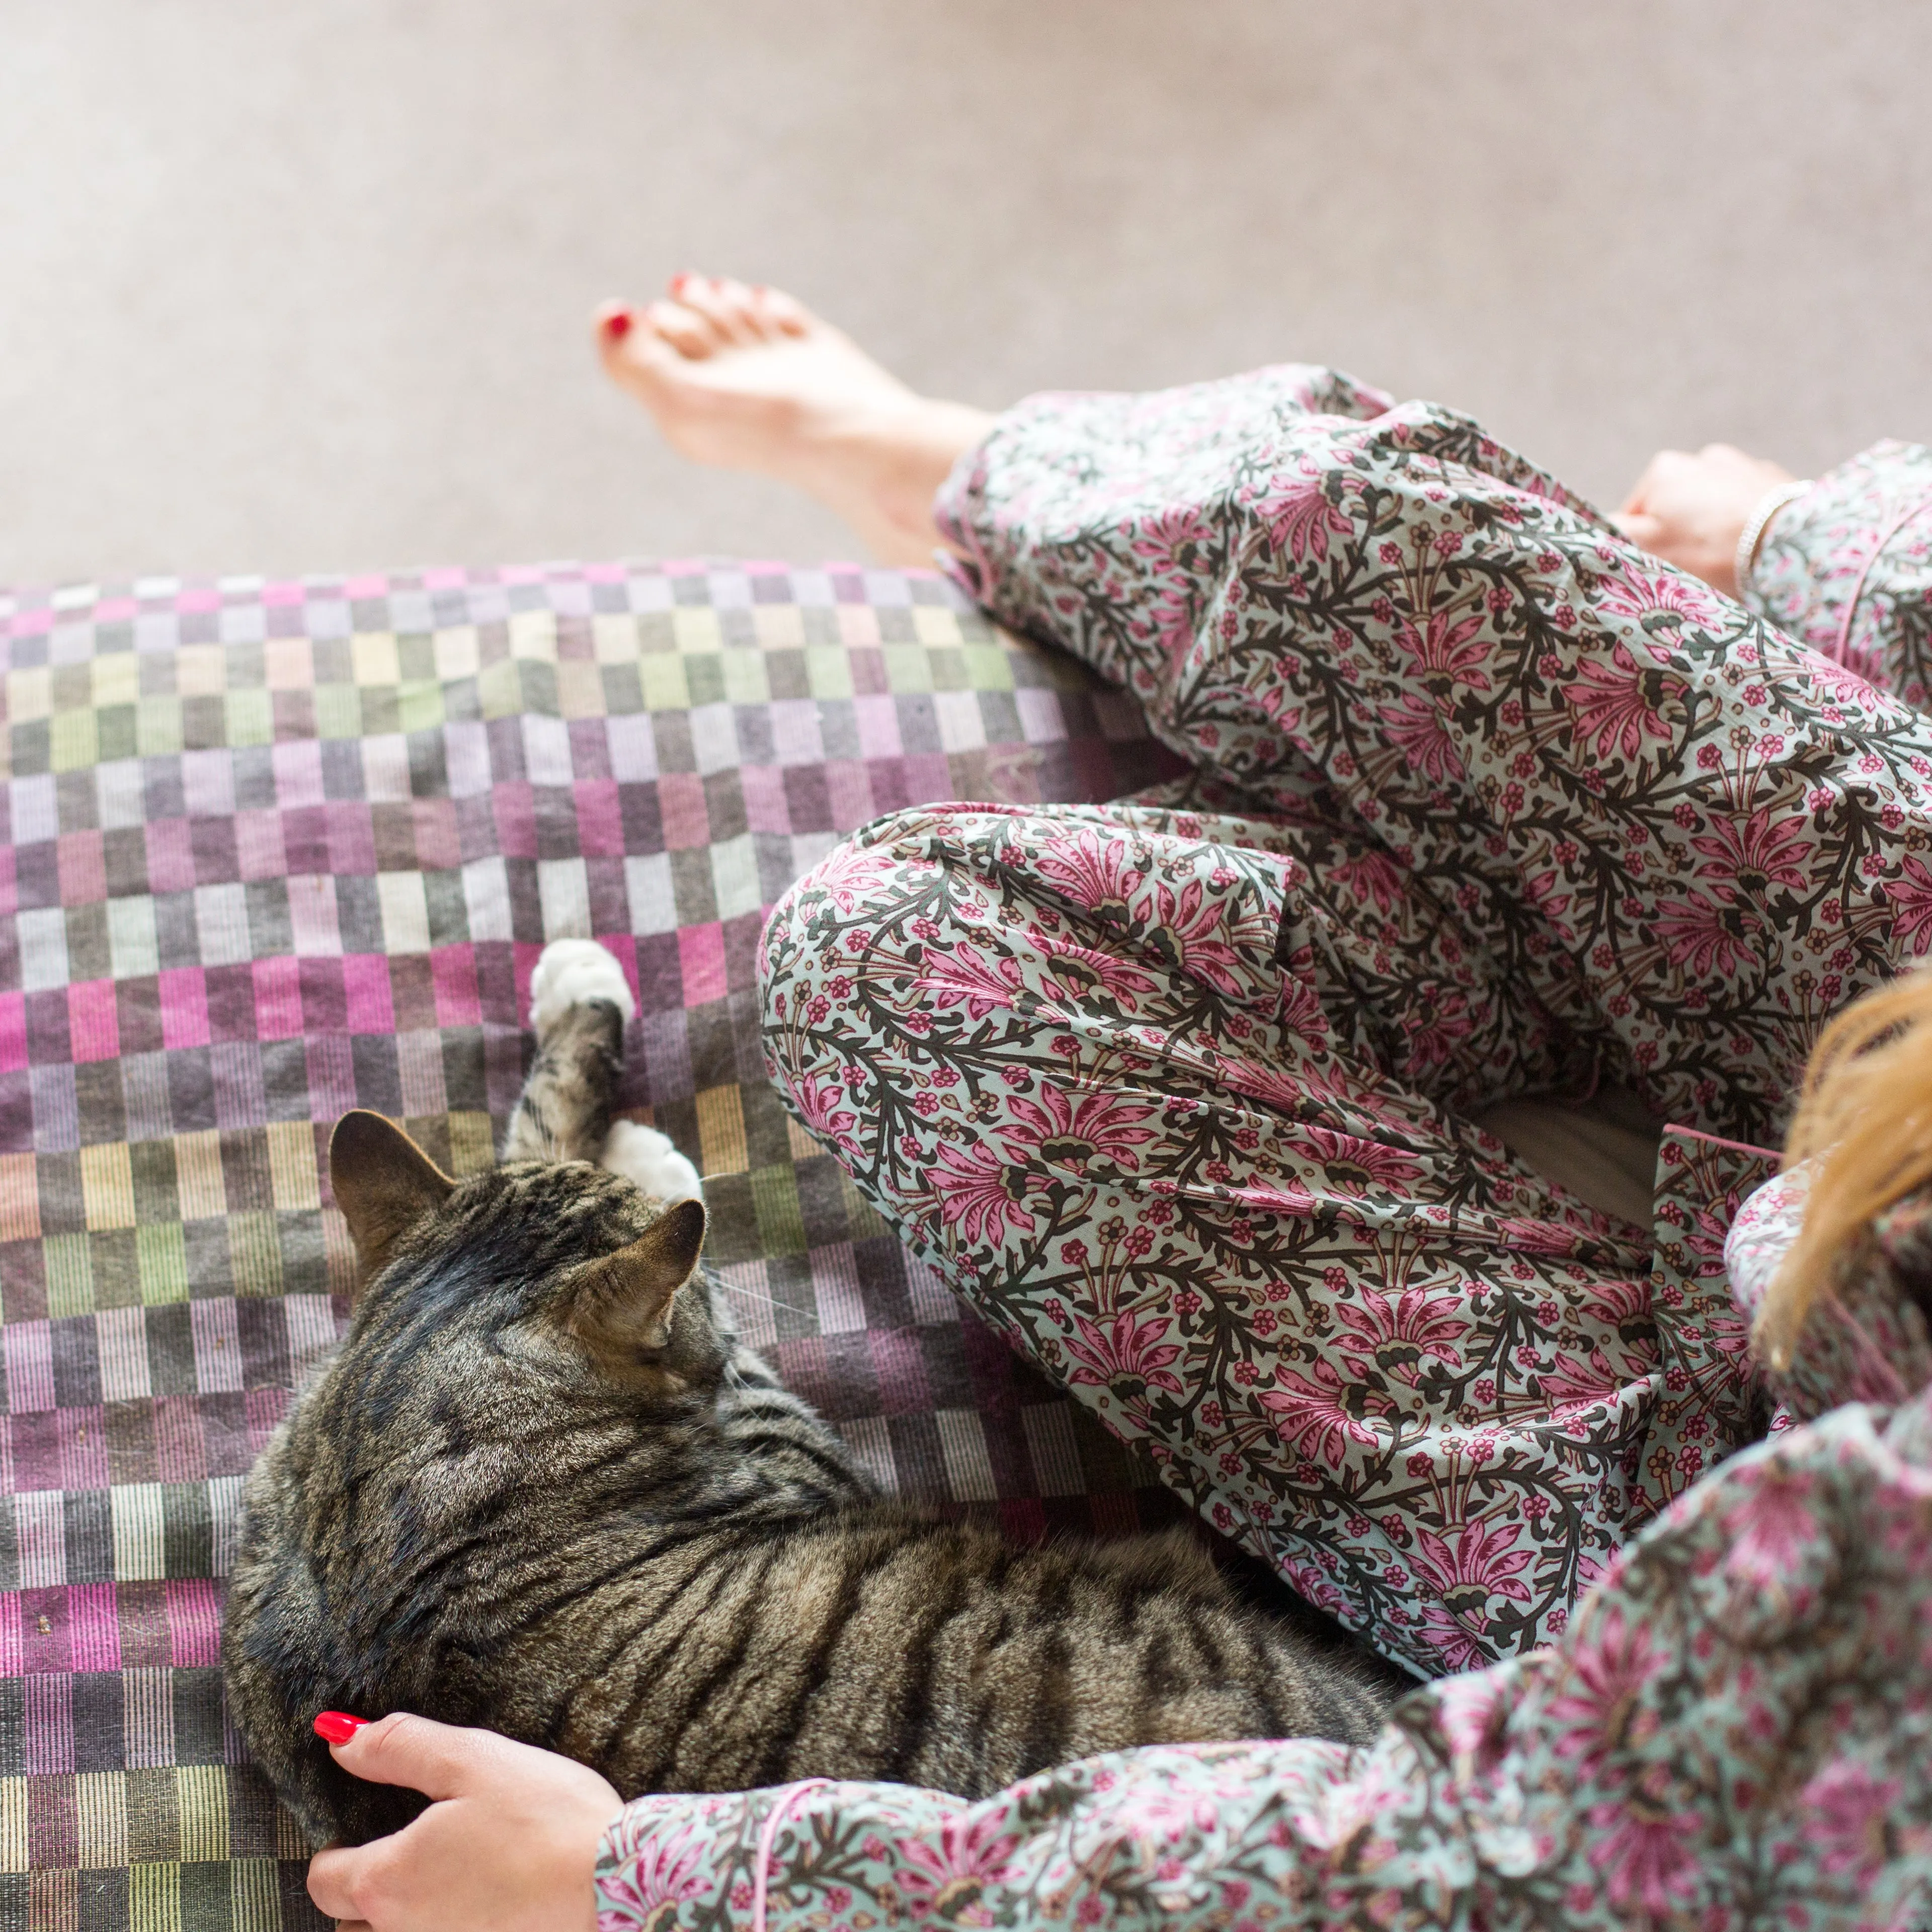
[[567, 1199, 707, 1357], [329, 1111, 456, 1295]]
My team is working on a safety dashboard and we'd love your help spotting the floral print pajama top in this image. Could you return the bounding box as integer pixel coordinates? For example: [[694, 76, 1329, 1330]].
[[596, 375, 1932, 1927]]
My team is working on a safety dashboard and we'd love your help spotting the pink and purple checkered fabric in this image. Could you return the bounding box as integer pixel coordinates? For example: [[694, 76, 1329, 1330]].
[[0, 559, 1183, 1929]]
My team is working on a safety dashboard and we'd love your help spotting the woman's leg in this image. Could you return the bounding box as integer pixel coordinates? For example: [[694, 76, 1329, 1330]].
[[599, 289, 1932, 1145], [760, 796, 1657, 1677], [591, 275, 995, 567], [938, 378, 1932, 1148]]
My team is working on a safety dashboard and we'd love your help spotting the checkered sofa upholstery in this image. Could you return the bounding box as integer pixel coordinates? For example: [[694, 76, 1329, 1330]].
[[0, 559, 1185, 1930]]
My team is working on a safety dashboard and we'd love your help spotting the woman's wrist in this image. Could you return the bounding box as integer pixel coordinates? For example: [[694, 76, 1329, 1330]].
[[1733, 478, 1814, 600]]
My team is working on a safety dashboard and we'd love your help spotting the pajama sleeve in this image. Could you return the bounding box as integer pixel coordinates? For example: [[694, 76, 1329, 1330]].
[[1742, 439, 1932, 708], [1724, 1163, 1932, 1423], [593, 1377, 1932, 1932], [591, 1734, 1478, 1932]]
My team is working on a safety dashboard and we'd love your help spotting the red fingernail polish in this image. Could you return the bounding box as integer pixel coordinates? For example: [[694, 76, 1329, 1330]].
[[604, 310, 632, 342], [314, 1711, 368, 1744]]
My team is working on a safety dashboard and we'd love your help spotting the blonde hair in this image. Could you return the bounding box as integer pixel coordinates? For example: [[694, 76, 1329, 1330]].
[[1762, 966, 1932, 1365]]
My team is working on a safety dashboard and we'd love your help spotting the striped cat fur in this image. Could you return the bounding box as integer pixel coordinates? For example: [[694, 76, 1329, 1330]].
[[224, 941, 1404, 1847]]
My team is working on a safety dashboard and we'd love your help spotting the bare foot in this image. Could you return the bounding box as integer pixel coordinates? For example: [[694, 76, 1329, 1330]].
[[593, 275, 994, 567]]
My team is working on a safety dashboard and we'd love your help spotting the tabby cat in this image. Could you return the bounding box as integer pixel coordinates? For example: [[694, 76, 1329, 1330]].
[[224, 940, 1403, 1848]]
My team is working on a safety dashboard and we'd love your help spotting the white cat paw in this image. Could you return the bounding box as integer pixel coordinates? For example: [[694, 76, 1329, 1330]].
[[601, 1119, 703, 1203], [529, 939, 636, 1036]]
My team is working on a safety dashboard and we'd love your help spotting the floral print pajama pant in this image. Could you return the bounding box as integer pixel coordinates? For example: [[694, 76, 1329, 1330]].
[[757, 367, 1932, 1679]]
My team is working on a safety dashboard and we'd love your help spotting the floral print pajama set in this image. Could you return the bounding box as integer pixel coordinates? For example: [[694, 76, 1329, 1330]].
[[596, 372, 1932, 1925]]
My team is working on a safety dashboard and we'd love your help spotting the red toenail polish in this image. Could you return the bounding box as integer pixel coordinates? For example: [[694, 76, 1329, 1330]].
[[313, 1711, 368, 1744], [604, 310, 632, 342]]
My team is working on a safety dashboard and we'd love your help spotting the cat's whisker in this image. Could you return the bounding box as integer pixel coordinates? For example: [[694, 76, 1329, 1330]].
[[720, 1289, 822, 1320], [715, 1281, 821, 1316]]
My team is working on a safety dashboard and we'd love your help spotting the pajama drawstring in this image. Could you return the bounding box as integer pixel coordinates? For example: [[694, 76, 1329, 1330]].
[[750, 1779, 831, 1932]]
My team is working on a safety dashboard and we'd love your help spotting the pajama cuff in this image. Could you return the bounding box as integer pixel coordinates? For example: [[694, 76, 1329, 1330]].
[[1742, 438, 1932, 704], [929, 388, 1080, 623], [929, 366, 1409, 638]]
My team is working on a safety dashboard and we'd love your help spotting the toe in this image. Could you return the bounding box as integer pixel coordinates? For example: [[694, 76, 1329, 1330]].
[[592, 302, 652, 376], [643, 298, 719, 361], [595, 300, 691, 413], [750, 283, 813, 338], [709, 277, 768, 339], [668, 273, 754, 346]]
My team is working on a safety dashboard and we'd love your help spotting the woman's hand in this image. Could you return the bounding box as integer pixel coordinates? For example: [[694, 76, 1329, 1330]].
[[1612, 442, 1795, 596], [306, 1712, 624, 1932]]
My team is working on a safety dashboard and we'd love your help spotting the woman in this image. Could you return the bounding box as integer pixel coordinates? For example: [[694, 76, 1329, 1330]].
[[305, 279, 1932, 1928]]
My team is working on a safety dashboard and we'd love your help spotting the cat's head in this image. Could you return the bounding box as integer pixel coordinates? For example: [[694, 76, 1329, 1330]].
[[325, 1109, 726, 1405]]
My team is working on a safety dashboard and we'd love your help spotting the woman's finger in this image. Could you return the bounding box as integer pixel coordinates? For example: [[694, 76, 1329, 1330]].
[[325, 1711, 493, 1801], [1609, 510, 1664, 550], [306, 1840, 380, 1921], [1616, 451, 1669, 517]]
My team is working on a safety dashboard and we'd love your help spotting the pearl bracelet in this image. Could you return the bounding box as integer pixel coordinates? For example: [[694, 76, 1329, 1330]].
[[1734, 479, 1813, 600]]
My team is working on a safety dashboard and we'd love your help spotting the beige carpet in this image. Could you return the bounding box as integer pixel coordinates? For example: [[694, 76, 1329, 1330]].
[[3, 0, 1928, 586]]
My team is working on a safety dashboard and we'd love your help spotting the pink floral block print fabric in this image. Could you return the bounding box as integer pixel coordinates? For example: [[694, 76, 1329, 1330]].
[[1748, 438, 1932, 711], [1726, 1164, 1932, 1424], [601, 1393, 1932, 1930], [759, 366, 1932, 1678], [596, 376, 1932, 1926]]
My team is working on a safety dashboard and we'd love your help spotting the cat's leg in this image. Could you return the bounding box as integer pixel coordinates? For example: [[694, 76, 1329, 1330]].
[[504, 939, 637, 1166], [509, 939, 704, 1197]]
